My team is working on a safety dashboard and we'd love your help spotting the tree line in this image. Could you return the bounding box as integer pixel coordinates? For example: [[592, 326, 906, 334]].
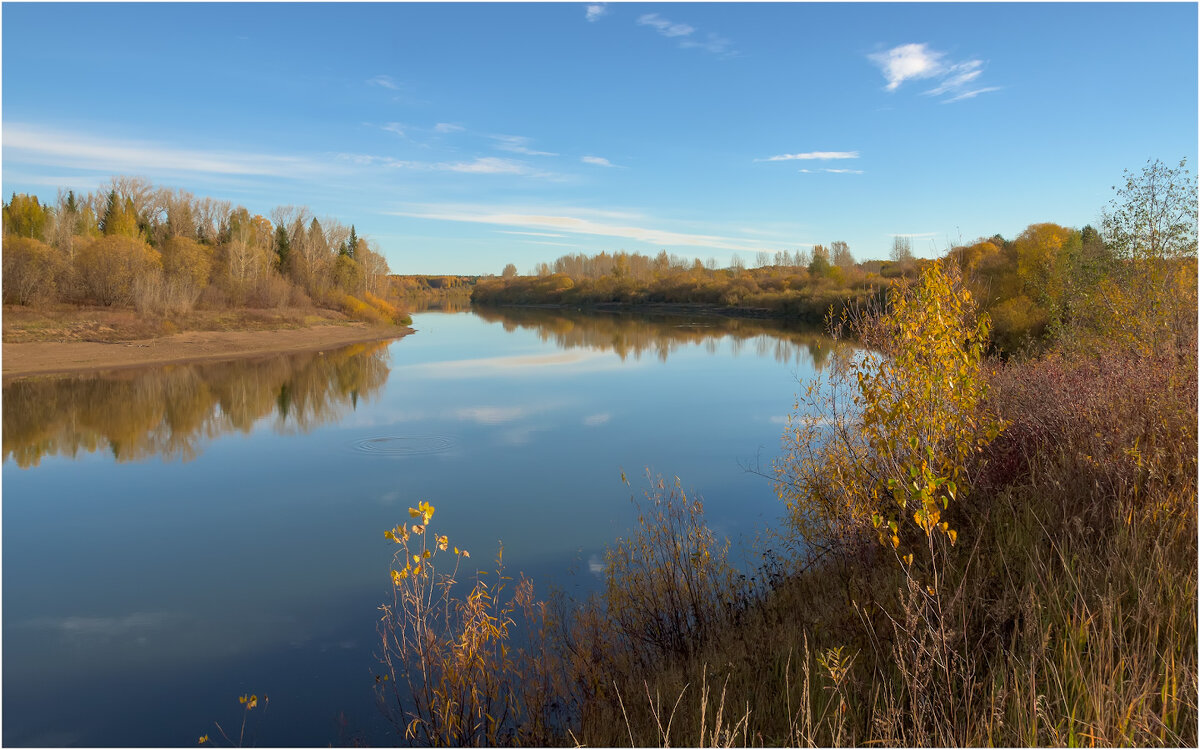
[[476, 160, 1197, 354], [476, 241, 903, 326], [3, 177, 407, 326]]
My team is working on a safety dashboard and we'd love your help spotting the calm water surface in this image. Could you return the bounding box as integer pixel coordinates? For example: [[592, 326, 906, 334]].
[[3, 308, 849, 746]]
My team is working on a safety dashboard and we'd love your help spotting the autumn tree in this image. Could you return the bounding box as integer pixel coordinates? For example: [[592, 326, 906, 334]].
[[1011, 222, 1079, 328], [3, 237, 66, 305], [1103, 158, 1197, 262], [1095, 158, 1198, 354], [3, 193, 50, 240], [154, 188, 199, 245], [160, 235, 212, 291], [830, 240, 854, 270], [332, 254, 363, 294], [502, 262, 518, 278], [75, 235, 162, 305], [808, 244, 832, 277], [358, 242, 390, 296], [99, 191, 143, 239], [890, 236, 914, 263]]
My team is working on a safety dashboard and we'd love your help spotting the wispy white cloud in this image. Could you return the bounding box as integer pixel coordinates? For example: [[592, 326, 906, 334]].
[[0, 172, 108, 191], [381, 122, 407, 137], [680, 31, 734, 55], [527, 239, 581, 247], [445, 156, 539, 175], [391, 202, 789, 253], [756, 151, 860, 162], [942, 86, 1001, 103], [433, 122, 465, 133], [799, 168, 864, 174], [490, 134, 557, 157], [581, 155, 617, 167], [637, 13, 694, 37], [498, 230, 567, 237], [869, 43, 999, 102], [368, 74, 400, 90], [585, 4, 607, 22], [336, 153, 562, 179], [923, 60, 981, 96], [5, 124, 328, 178], [583, 413, 611, 426], [635, 12, 737, 57]]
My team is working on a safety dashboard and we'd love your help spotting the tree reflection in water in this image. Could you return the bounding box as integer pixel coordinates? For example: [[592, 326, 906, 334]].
[[471, 306, 852, 369], [3, 342, 391, 467]]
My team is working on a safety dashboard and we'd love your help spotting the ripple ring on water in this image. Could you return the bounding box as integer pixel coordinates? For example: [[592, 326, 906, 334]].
[[351, 435, 457, 456]]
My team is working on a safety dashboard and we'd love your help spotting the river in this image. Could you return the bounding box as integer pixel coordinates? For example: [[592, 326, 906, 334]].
[[2, 307, 850, 746]]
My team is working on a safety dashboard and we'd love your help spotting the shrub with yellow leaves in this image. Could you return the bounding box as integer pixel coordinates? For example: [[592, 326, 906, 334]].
[[774, 261, 1003, 578]]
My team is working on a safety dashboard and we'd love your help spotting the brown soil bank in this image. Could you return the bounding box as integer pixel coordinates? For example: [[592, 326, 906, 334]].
[[3, 306, 412, 379]]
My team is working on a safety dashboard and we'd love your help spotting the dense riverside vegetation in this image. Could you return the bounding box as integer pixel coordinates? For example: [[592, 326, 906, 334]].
[[473, 243, 897, 327], [2, 177, 410, 328], [388, 274, 477, 312], [473, 166, 1193, 357], [377, 159, 1197, 746]]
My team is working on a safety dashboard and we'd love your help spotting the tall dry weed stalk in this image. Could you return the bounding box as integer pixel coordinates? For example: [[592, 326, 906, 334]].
[[375, 502, 561, 746]]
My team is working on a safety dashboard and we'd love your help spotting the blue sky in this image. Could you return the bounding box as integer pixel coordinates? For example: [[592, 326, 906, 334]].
[[3, 2, 1196, 274]]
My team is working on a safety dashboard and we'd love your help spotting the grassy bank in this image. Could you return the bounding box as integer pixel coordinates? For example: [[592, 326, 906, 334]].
[[374, 254, 1197, 747]]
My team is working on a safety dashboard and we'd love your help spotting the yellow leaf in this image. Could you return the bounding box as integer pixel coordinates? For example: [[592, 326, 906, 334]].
[[947, 529, 958, 546]]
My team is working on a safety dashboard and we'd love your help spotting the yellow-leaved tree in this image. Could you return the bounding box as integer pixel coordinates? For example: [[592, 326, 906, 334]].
[[774, 262, 1003, 571]]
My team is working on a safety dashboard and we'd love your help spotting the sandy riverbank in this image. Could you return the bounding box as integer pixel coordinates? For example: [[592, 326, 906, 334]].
[[2, 323, 413, 379]]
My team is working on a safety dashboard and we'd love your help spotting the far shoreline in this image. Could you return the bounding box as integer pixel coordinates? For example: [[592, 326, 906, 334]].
[[2, 322, 413, 380]]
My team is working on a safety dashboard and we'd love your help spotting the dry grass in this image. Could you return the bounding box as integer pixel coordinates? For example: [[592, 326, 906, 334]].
[[372, 334, 1197, 747]]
